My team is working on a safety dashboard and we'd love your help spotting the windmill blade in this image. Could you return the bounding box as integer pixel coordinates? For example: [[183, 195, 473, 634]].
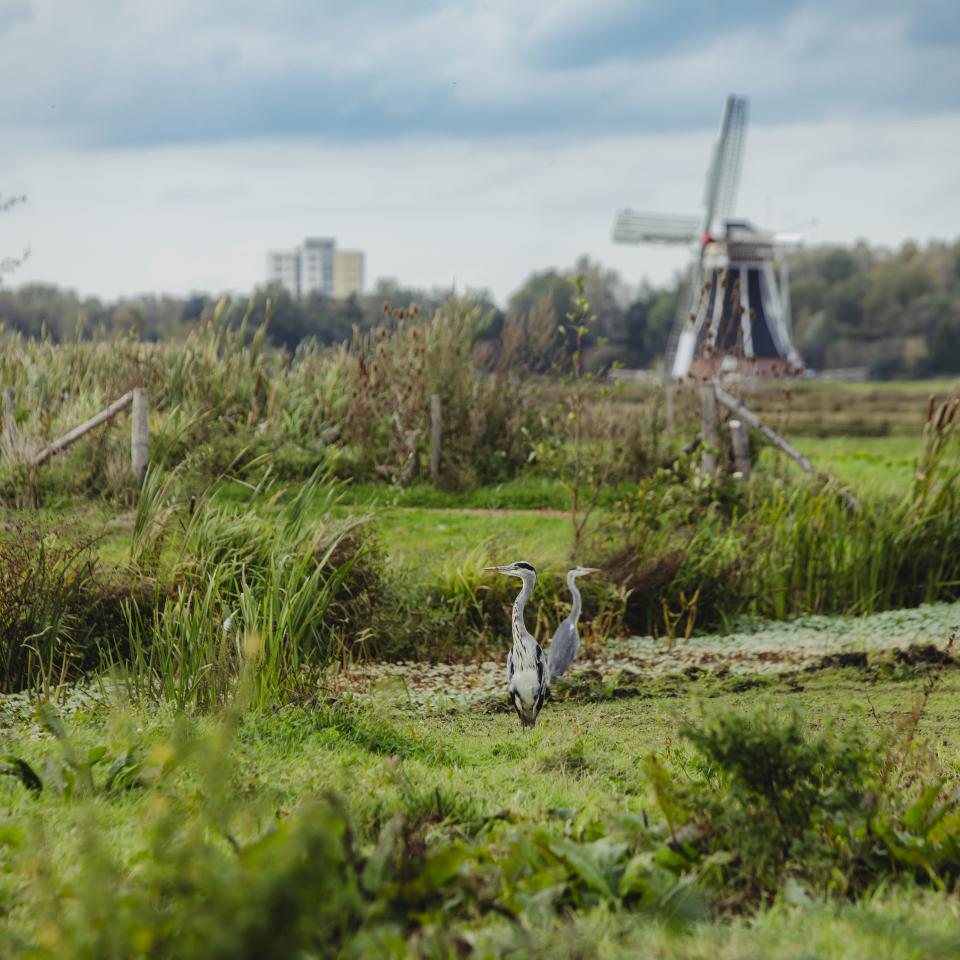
[[701, 95, 748, 235], [612, 210, 701, 245]]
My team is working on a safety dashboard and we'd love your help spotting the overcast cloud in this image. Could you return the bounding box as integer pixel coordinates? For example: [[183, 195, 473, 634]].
[[1, 0, 958, 301]]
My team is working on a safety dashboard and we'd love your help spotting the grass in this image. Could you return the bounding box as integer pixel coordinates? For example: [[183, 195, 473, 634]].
[[3, 661, 960, 956], [375, 506, 573, 572], [763, 435, 924, 498], [6, 305, 960, 955], [636, 377, 960, 438], [30, 442, 930, 583]]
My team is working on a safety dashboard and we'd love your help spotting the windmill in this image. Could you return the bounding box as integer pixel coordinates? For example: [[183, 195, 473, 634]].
[[612, 95, 804, 380]]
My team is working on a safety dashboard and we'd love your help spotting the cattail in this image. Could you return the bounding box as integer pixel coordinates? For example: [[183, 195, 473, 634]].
[[926, 394, 936, 423], [935, 402, 948, 432], [947, 398, 960, 427]]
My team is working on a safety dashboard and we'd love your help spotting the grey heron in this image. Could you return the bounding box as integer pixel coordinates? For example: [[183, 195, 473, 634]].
[[484, 561, 547, 729], [546, 566, 599, 681]]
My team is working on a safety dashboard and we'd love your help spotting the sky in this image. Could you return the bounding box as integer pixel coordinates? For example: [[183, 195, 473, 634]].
[[1, 0, 959, 305]]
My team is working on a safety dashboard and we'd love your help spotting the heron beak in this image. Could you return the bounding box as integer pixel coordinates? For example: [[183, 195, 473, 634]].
[[483, 565, 508, 571]]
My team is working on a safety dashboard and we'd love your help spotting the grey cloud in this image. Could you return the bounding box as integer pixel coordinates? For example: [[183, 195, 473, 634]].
[[0, 0, 957, 147], [0, 0, 31, 32]]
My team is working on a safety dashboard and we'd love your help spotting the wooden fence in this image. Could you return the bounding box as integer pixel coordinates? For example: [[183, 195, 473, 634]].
[[3, 387, 149, 481]]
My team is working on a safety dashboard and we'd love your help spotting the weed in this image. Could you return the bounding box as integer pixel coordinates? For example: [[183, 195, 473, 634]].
[[0, 519, 101, 694]]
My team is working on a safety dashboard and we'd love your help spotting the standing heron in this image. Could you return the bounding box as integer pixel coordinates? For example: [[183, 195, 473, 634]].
[[546, 566, 599, 681], [484, 561, 547, 729]]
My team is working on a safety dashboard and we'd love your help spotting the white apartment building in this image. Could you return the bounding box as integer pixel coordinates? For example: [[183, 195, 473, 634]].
[[301, 237, 336, 296], [266, 250, 300, 298], [266, 238, 365, 300]]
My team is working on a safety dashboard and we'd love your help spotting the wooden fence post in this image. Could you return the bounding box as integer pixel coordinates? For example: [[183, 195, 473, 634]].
[[430, 394, 442, 483], [131, 388, 149, 481], [713, 381, 859, 512], [664, 382, 676, 432], [729, 418, 751, 478], [3, 387, 14, 456], [699, 382, 718, 475]]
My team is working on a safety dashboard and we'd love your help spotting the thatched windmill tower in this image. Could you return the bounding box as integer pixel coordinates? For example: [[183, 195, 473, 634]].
[[612, 95, 804, 380]]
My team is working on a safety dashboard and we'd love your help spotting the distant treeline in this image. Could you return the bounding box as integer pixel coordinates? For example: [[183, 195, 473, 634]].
[[789, 240, 960, 377], [1, 239, 958, 377]]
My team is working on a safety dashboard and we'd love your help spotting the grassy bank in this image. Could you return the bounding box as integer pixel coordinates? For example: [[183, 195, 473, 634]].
[[3, 658, 960, 957]]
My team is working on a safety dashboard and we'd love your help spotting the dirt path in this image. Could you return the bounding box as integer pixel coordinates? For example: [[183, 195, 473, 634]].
[[392, 506, 571, 517]]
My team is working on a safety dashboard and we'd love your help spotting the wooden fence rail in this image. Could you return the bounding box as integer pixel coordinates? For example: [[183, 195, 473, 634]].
[[713, 381, 858, 511], [27, 388, 149, 481]]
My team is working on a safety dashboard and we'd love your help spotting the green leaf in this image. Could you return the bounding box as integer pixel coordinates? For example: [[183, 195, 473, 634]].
[[362, 815, 401, 895], [653, 845, 698, 874], [903, 784, 944, 834], [38, 702, 68, 743], [547, 836, 621, 901], [619, 853, 656, 899], [417, 843, 469, 892]]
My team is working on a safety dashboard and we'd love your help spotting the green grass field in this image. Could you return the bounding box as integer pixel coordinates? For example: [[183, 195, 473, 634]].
[[769, 435, 923, 498], [3, 660, 960, 957], [76, 430, 927, 580]]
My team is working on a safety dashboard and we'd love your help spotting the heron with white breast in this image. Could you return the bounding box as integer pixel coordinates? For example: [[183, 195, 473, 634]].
[[484, 560, 547, 729]]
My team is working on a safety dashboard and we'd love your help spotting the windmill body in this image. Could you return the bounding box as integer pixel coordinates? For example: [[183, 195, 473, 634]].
[[613, 95, 804, 380]]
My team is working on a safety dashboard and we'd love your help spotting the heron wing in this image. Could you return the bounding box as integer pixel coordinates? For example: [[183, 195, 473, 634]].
[[535, 643, 547, 713], [546, 620, 579, 679]]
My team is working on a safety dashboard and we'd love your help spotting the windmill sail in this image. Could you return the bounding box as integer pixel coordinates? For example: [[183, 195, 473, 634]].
[[611, 94, 804, 381], [613, 211, 701, 245], [701, 96, 748, 235]]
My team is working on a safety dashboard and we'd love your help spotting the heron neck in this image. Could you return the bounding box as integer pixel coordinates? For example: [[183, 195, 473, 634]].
[[567, 571, 582, 623], [512, 576, 535, 653]]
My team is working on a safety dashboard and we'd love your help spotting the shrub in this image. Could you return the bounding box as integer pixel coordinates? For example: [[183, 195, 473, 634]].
[[0, 519, 100, 693], [605, 405, 960, 635], [342, 300, 544, 487], [645, 705, 960, 910]]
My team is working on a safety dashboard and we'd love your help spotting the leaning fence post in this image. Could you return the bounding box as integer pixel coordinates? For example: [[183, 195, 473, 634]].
[[131, 388, 149, 481], [699, 382, 718, 475], [3, 387, 14, 457], [729, 418, 751, 479], [430, 393, 442, 483]]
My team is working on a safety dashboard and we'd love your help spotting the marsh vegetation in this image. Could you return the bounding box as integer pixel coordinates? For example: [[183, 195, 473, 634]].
[[2, 298, 960, 957]]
